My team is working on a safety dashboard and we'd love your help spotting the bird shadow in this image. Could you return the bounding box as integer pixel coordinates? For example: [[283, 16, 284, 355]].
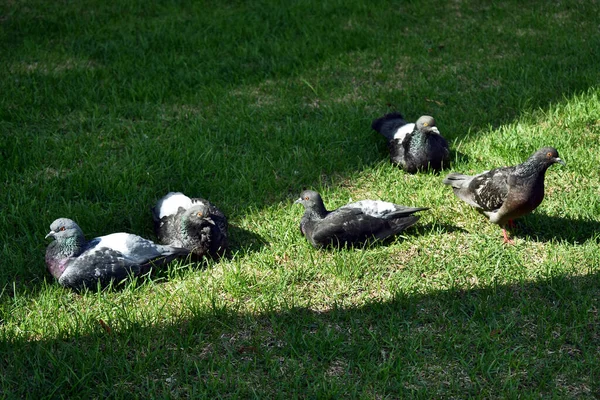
[[314, 222, 461, 251], [511, 213, 600, 244], [418, 222, 469, 236], [226, 225, 270, 256]]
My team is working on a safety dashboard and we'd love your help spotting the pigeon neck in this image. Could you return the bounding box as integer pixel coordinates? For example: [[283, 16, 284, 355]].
[[515, 157, 551, 178], [410, 130, 429, 148], [180, 208, 203, 232], [180, 210, 193, 230], [59, 235, 85, 257], [306, 203, 328, 220], [46, 235, 85, 279]]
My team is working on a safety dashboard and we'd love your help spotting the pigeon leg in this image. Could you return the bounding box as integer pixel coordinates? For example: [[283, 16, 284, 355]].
[[502, 228, 514, 245]]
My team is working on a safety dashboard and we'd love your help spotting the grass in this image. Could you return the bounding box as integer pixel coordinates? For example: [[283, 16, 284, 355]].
[[1, 0, 600, 397]]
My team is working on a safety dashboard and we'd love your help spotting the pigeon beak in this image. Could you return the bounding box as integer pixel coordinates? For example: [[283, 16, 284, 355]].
[[555, 157, 566, 165], [206, 218, 216, 225], [294, 198, 302, 204], [431, 127, 440, 134], [45, 230, 55, 239]]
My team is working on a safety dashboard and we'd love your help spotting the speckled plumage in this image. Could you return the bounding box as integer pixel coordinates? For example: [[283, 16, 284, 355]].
[[372, 113, 450, 173], [442, 147, 565, 242], [295, 190, 428, 248], [45, 218, 189, 290], [152, 192, 228, 259]]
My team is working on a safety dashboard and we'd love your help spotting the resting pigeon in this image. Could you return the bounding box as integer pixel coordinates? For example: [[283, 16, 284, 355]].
[[295, 190, 428, 248], [45, 218, 189, 290], [442, 147, 565, 243], [371, 113, 450, 173], [151, 192, 228, 259]]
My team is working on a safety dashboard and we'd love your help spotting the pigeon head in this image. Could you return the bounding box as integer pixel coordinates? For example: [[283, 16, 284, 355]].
[[295, 190, 327, 216], [515, 147, 565, 177], [415, 115, 439, 134], [45, 218, 86, 275], [182, 204, 215, 226], [45, 218, 85, 243], [534, 147, 565, 166]]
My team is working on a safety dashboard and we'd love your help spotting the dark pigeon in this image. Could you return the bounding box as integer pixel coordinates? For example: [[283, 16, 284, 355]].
[[372, 113, 450, 173], [442, 147, 565, 243], [45, 218, 189, 290], [151, 192, 228, 259], [295, 190, 428, 248]]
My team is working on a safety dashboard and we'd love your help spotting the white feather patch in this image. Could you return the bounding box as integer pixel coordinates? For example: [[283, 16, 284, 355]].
[[93, 233, 139, 255], [348, 200, 397, 218], [393, 123, 415, 140], [156, 192, 205, 218]]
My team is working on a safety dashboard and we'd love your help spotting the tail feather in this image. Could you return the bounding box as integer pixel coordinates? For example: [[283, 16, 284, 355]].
[[442, 173, 472, 188], [385, 206, 429, 219], [375, 215, 420, 240], [371, 112, 406, 140]]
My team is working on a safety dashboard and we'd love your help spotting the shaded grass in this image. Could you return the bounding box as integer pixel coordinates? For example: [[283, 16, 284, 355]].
[[1, 0, 600, 398], [1, 272, 599, 398]]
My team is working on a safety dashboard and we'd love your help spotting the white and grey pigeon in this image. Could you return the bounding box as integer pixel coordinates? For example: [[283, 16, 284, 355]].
[[151, 192, 228, 259], [45, 218, 189, 290], [295, 190, 429, 248], [371, 113, 450, 173], [442, 147, 565, 243]]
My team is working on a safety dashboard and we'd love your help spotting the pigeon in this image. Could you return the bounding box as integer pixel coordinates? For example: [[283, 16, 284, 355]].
[[45, 218, 189, 290], [295, 190, 428, 248], [151, 192, 228, 259], [442, 147, 565, 243], [371, 113, 450, 173]]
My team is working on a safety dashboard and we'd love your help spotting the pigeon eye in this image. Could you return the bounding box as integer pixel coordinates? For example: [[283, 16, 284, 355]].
[[546, 152, 552, 157], [59, 226, 66, 231], [304, 196, 309, 200], [197, 212, 203, 217], [423, 122, 429, 127]]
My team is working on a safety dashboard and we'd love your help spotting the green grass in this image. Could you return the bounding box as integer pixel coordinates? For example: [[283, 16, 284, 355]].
[[1, 0, 600, 397]]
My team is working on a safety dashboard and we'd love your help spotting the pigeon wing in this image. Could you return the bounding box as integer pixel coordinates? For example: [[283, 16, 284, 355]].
[[310, 208, 390, 246], [347, 200, 428, 219], [468, 167, 513, 211], [58, 247, 143, 289], [58, 234, 187, 290]]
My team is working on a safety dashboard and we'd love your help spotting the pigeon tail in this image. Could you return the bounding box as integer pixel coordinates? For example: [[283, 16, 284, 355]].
[[384, 207, 430, 219], [375, 215, 421, 240], [371, 112, 407, 140], [442, 173, 472, 188]]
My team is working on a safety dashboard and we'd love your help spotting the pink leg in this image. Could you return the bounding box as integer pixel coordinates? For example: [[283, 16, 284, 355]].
[[502, 228, 514, 245]]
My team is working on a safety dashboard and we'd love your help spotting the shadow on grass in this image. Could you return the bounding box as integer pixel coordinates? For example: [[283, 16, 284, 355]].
[[514, 213, 600, 244], [227, 225, 270, 255], [418, 222, 469, 236], [1, 272, 599, 397]]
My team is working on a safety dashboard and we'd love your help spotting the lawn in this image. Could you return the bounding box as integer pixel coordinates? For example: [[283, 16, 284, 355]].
[[1, 0, 599, 397]]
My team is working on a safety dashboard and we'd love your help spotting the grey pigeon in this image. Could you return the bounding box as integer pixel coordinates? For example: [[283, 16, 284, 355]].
[[442, 147, 565, 243], [372, 113, 450, 173], [152, 192, 228, 259], [295, 190, 428, 248], [45, 218, 189, 290]]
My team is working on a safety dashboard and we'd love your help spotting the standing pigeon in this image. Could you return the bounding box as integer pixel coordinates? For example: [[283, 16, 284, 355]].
[[152, 192, 228, 259], [45, 218, 189, 290], [371, 113, 450, 173], [442, 147, 565, 243], [295, 190, 428, 248]]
